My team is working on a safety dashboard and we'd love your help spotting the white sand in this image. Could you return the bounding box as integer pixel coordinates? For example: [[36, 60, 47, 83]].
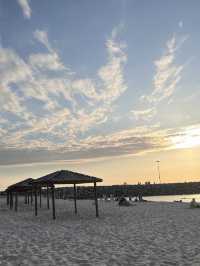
[[1, 198, 200, 266]]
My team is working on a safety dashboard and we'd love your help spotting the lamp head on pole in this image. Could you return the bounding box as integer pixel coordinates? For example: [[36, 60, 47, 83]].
[[155, 160, 161, 183]]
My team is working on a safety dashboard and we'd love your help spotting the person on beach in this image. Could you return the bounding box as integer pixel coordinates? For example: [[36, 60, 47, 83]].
[[134, 197, 138, 202], [118, 197, 133, 206], [190, 198, 200, 208]]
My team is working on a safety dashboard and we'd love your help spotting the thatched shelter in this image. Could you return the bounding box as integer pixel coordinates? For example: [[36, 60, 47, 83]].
[[33, 170, 103, 219], [6, 178, 34, 211]]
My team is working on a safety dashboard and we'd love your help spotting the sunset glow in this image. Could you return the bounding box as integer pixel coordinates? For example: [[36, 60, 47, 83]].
[[172, 127, 200, 149], [0, 1, 200, 189]]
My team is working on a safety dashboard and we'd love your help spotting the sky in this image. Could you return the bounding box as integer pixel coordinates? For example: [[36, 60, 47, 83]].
[[0, 0, 200, 189]]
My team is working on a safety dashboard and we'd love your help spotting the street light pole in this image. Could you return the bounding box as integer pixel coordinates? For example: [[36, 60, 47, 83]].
[[156, 160, 161, 183]]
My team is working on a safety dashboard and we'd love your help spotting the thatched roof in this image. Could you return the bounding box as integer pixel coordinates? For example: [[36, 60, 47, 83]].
[[6, 178, 34, 192], [33, 170, 102, 186]]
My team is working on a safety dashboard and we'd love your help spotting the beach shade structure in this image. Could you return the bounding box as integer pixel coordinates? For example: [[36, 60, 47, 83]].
[[33, 170, 103, 219], [6, 178, 35, 211]]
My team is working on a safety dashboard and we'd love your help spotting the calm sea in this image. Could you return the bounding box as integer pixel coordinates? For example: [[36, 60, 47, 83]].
[[143, 194, 200, 203]]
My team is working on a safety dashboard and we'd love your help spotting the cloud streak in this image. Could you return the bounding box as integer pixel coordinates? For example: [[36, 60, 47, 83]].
[[142, 36, 186, 103], [131, 35, 187, 123], [17, 0, 32, 19], [0, 26, 193, 167], [1, 123, 200, 165], [131, 108, 156, 121], [33, 30, 53, 51], [0, 26, 128, 165]]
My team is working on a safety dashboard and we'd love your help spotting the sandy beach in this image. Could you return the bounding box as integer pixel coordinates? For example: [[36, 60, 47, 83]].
[[0, 198, 200, 266]]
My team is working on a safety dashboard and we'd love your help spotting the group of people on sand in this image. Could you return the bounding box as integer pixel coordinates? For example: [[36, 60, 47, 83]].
[[118, 195, 147, 206], [118, 196, 200, 208], [104, 194, 200, 208], [174, 198, 200, 208]]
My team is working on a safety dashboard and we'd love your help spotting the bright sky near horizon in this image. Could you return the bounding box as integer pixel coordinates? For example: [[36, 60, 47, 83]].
[[0, 0, 200, 189]]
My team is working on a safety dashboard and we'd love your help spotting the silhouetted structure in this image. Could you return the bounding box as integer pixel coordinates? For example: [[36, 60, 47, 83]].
[[6, 178, 35, 211], [33, 170, 102, 219], [5, 170, 102, 220]]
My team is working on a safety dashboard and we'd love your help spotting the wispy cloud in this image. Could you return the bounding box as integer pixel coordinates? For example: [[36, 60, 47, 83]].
[[2, 26, 194, 167], [179, 21, 183, 28], [0, 26, 128, 165], [17, 0, 31, 19], [131, 35, 187, 123], [0, 124, 170, 164], [34, 30, 52, 51], [142, 35, 187, 103], [1, 27, 192, 167], [2, 122, 200, 165], [131, 107, 156, 121], [29, 53, 65, 71], [1, 26, 193, 167], [0, 47, 32, 115], [98, 36, 127, 103]]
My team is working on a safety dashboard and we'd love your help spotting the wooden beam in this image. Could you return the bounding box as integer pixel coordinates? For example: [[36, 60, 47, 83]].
[[73, 184, 77, 214], [94, 182, 99, 217], [51, 185, 56, 220], [47, 185, 50, 209], [15, 192, 18, 212], [34, 187, 38, 216]]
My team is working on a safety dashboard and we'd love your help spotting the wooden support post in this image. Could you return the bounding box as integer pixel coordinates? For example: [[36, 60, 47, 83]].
[[7, 191, 10, 205], [10, 192, 13, 210], [31, 190, 33, 205], [25, 193, 28, 204], [73, 184, 77, 214], [15, 192, 18, 212], [47, 186, 50, 209], [51, 185, 56, 220], [27, 192, 30, 205], [34, 187, 38, 216], [94, 182, 99, 217], [9, 192, 11, 209], [10, 192, 12, 209], [39, 187, 42, 208]]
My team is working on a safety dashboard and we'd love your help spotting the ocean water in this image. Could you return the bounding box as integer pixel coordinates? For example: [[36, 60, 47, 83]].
[[143, 194, 200, 203]]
